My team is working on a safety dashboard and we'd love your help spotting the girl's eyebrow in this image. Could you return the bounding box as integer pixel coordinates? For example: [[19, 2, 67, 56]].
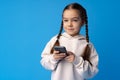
[[63, 17, 80, 19]]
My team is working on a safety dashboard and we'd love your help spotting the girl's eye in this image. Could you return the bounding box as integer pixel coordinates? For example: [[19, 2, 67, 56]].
[[73, 19, 79, 22]]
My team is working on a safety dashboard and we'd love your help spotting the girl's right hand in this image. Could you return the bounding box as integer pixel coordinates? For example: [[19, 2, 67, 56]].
[[53, 50, 66, 61]]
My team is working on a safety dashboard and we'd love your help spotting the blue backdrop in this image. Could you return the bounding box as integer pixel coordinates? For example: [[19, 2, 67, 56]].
[[0, 0, 120, 80]]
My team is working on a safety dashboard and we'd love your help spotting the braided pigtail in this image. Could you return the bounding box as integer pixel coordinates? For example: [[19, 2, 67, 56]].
[[85, 16, 89, 43], [82, 15, 92, 65], [50, 21, 63, 53], [57, 22, 63, 39]]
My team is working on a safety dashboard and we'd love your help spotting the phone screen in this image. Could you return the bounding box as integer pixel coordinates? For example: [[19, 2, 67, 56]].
[[54, 46, 67, 53]]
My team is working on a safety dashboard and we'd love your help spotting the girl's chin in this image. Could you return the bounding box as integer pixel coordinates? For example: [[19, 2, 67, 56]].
[[66, 30, 78, 36], [68, 33, 77, 36]]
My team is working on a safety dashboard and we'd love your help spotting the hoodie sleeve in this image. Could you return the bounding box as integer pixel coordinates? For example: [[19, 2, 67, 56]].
[[73, 43, 99, 79], [40, 36, 59, 70]]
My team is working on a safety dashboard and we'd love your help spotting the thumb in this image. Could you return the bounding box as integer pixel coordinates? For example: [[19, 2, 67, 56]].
[[67, 51, 73, 55]]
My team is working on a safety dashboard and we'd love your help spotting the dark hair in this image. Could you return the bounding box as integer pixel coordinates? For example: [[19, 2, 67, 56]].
[[50, 3, 89, 54]]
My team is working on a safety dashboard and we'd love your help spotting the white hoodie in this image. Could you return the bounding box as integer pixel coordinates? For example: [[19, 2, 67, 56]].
[[40, 32, 99, 80]]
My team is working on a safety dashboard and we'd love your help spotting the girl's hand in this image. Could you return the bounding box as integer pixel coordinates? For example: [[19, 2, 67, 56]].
[[53, 50, 66, 61], [65, 51, 75, 63]]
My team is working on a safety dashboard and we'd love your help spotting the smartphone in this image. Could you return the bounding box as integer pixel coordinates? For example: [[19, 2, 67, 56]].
[[54, 46, 68, 55]]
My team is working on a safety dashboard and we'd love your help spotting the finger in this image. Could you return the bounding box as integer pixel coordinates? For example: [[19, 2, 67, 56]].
[[65, 56, 70, 59], [55, 53, 66, 57], [53, 50, 59, 54], [55, 55, 66, 60], [65, 57, 71, 62], [54, 55, 63, 60], [67, 51, 73, 55], [58, 54, 66, 58], [59, 53, 66, 56]]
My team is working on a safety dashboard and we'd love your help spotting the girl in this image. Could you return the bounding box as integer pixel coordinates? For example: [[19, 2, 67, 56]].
[[40, 2, 99, 80]]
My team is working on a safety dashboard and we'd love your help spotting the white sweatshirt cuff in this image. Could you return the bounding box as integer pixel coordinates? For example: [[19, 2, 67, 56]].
[[73, 56, 84, 67]]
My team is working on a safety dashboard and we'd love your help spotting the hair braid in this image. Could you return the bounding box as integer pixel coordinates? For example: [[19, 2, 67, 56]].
[[57, 22, 63, 39], [85, 16, 89, 43], [50, 21, 63, 53]]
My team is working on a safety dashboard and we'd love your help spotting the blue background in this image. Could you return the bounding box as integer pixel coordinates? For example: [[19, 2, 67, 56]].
[[0, 0, 120, 80]]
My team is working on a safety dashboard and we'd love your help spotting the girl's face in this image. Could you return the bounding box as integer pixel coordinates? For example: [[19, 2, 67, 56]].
[[63, 9, 84, 36]]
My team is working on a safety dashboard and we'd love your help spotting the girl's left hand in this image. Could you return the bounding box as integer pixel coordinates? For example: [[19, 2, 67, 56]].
[[65, 51, 75, 63]]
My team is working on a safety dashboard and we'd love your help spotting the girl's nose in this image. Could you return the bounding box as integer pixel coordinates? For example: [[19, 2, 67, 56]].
[[68, 21, 73, 27]]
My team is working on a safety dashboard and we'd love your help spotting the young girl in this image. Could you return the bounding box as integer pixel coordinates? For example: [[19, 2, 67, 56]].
[[40, 2, 99, 80]]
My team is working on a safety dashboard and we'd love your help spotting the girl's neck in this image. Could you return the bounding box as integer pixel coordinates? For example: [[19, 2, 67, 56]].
[[65, 32, 80, 37]]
